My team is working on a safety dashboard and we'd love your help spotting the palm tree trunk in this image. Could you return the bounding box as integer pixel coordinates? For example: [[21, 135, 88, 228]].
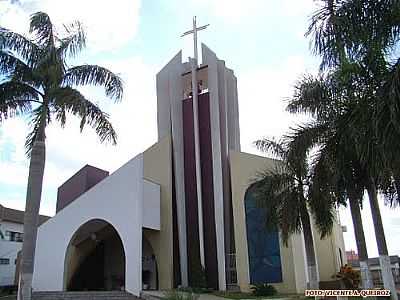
[[18, 125, 46, 300], [367, 179, 397, 300], [300, 204, 319, 289], [348, 192, 373, 289]]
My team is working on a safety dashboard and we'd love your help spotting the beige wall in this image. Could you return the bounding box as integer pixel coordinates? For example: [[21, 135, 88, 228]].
[[143, 135, 174, 290], [312, 214, 347, 282], [229, 151, 307, 294]]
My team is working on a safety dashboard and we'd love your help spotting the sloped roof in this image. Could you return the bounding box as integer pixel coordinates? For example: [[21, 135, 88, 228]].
[[0, 204, 51, 225]]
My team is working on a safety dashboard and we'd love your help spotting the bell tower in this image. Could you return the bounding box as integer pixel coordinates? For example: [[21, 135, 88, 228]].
[[156, 38, 240, 290]]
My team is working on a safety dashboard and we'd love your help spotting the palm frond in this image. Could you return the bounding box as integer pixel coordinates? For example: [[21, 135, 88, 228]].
[[58, 21, 86, 59], [25, 105, 47, 155], [278, 188, 303, 245], [392, 173, 400, 207], [287, 73, 343, 121], [63, 65, 123, 100], [0, 50, 23, 75], [0, 81, 40, 122], [51, 87, 117, 144], [252, 167, 303, 245], [284, 122, 328, 171], [307, 148, 339, 238], [0, 50, 42, 88], [254, 138, 286, 159], [376, 58, 400, 161], [306, 0, 347, 69], [29, 12, 54, 47], [0, 28, 41, 65]]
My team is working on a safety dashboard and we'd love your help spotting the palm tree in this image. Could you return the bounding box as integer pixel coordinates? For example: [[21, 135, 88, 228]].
[[306, 1, 400, 297], [253, 138, 322, 289], [288, 119, 374, 290], [0, 12, 123, 300], [286, 70, 400, 295]]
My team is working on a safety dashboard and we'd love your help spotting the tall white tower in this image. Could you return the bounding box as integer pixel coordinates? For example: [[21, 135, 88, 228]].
[[156, 43, 240, 290]]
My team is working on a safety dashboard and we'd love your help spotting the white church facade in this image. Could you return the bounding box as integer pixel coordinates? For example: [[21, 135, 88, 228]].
[[32, 44, 347, 297]]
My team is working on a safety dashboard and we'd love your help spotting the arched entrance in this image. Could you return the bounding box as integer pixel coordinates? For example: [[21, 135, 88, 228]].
[[142, 234, 158, 290], [64, 219, 126, 291]]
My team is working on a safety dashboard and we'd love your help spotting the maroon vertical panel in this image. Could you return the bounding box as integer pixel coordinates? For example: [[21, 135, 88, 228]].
[[182, 98, 201, 286], [182, 93, 219, 289], [171, 148, 181, 287], [56, 165, 109, 213], [198, 93, 219, 289]]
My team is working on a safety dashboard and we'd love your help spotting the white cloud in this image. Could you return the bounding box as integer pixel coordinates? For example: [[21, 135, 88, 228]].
[[187, 0, 316, 24], [0, 0, 141, 52], [238, 55, 310, 155]]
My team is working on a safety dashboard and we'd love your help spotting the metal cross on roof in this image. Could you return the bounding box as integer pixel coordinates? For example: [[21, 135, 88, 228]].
[[181, 16, 209, 63]]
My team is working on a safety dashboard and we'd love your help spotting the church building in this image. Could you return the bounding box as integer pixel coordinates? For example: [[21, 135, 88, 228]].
[[31, 43, 346, 297]]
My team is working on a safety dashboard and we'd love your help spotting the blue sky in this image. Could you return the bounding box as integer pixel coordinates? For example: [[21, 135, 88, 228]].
[[0, 0, 399, 258]]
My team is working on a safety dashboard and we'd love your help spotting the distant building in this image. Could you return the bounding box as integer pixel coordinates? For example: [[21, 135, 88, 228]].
[[346, 250, 359, 261], [0, 205, 50, 287], [349, 255, 400, 287]]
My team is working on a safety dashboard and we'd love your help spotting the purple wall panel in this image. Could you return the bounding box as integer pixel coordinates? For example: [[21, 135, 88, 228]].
[[56, 165, 109, 213], [198, 93, 218, 289], [182, 98, 201, 285], [182, 93, 218, 289]]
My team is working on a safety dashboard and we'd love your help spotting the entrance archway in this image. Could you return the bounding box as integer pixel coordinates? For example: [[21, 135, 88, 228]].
[[142, 234, 158, 290], [64, 219, 126, 291]]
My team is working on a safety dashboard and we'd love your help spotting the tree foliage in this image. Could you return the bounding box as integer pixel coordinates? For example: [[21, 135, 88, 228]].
[[0, 11, 124, 154]]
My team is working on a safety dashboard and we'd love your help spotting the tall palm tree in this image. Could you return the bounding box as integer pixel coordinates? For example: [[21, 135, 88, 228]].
[[306, 1, 400, 297], [288, 119, 374, 289], [0, 12, 123, 300], [286, 70, 400, 295], [253, 138, 323, 289]]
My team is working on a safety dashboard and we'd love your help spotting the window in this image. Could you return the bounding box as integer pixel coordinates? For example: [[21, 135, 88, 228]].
[[5, 231, 23, 242], [0, 258, 10, 265]]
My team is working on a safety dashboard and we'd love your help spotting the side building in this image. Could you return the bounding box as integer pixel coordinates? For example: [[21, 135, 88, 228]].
[[0, 205, 50, 287]]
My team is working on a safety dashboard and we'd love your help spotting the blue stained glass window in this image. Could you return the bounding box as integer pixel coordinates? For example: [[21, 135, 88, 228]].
[[245, 186, 283, 284]]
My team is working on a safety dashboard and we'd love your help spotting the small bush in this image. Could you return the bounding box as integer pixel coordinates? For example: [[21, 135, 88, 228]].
[[250, 283, 277, 297], [334, 264, 361, 289]]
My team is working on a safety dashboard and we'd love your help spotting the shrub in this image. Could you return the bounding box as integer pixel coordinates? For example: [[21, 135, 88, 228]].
[[250, 283, 277, 296], [334, 264, 361, 289]]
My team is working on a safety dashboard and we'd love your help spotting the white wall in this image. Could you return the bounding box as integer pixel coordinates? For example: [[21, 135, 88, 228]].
[[0, 221, 24, 287], [143, 179, 160, 231], [156, 51, 188, 286], [0, 240, 20, 286], [1, 221, 24, 235], [33, 154, 145, 296], [202, 43, 227, 291]]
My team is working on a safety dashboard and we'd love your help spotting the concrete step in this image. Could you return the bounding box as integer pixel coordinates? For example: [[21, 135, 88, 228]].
[[32, 291, 140, 300]]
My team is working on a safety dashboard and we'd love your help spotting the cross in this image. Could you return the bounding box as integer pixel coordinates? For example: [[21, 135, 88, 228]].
[[181, 16, 209, 64]]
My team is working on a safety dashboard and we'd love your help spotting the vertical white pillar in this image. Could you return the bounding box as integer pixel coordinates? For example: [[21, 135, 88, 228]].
[[190, 57, 205, 268]]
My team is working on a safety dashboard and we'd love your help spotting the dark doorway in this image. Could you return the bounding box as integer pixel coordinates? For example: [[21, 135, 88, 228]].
[[64, 219, 126, 291], [142, 234, 158, 290]]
